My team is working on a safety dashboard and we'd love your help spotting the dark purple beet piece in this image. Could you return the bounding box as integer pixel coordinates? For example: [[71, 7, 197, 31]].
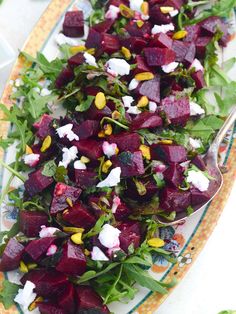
[[144, 47, 175, 66], [68, 52, 85, 69], [133, 55, 152, 74], [163, 163, 184, 188], [21, 269, 45, 286], [138, 76, 161, 103], [121, 37, 147, 54], [150, 33, 173, 49], [101, 33, 120, 54], [63, 11, 84, 37], [73, 120, 99, 139], [163, 0, 183, 9], [161, 96, 190, 126], [24, 237, 55, 261], [75, 169, 98, 189], [92, 19, 114, 33], [200, 16, 223, 36], [191, 70, 206, 90], [125, 21, 151, 37], [86, 28, 102, 49], [172, 41, 195, 64], [114, 201, 131, 221], [62, 202, 96, 230], [191, 188, 211, 207], [50, 183, 82, 215], [150, 5, 172, 24], [184, 42, 196, 65], [73, 139, 103, 160], [112, 151, 145, 177], [131, 112, 163, 130], [56, 241, 86, 276], [125, 177, 159, 202], [108, 132, 141, 153], [57, 282, 75, 314], [37, 302, 66, 314], [191, 155, 206, 171], [118, 221, 141, 253], [55, 67, 74, 89], [184, 24, 200, 42], [86, 105, 112, 120], [33, 114, 54, 140], [151, 144, 187, 164], [160, 187, 191, 212], [76, 286, 110, 313], [0, 238, 24, 271], [24, 168, 54, 197], [196, 36, 211, 58], [19, 210, 49, 237]]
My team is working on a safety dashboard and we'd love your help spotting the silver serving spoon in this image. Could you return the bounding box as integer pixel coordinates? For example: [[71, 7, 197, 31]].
[[157, 106, 236, 226]]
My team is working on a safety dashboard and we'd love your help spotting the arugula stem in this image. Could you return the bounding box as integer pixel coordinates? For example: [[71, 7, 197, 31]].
[[0, 174, 14, 207], [0, 159, 26, 183], [100, 117, 129, 130]]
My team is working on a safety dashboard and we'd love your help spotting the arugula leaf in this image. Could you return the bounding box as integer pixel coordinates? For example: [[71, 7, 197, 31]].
[[83, 213, 112, 239], [0, 280, 20, 310], [26, 90, 56, 119], [75, 96, 95, 112], [42, 160, 57, 177]]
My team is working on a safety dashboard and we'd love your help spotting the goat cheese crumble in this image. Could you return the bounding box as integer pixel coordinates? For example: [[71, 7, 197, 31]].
[[186, 170, 210, 192], [14, 281, 39, 314], [129, 0, 143, 13], [39, 225, 60, 238], [98, 224, 121, 249], [128, 79, 139, 91], [102, 141, 118, 158], [23, 154, 40, 167], [74, 160, 87, 170], [56, 123, 79, 141], [190, 58, 204, 72], [59, 146, 78, 168], [106, 58, 131, 76], [97, 167, 121, 188], [105, 5, 120, 19], [162, 62, 179, 73], [122, 96, 134, 108], [149, 101, 158, 112], [190, 101, 205, 116], [91, 246, 109, 261], [84, 52, 98, 67], [189, 137, 202, 149], [151, 23, 175, 35]]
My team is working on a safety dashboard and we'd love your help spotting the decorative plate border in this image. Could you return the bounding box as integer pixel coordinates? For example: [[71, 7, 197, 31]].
[[0, 1, 236, 313]]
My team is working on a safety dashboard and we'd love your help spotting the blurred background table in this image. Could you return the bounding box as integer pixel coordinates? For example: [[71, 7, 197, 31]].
[[0, 1, 236, 313]]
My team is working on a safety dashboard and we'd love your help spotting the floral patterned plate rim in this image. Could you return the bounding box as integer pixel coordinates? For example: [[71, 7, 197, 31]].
[[0, 1, 236, 314]]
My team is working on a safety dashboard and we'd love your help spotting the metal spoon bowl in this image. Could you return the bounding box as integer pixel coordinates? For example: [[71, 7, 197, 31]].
[[157, 106, 236, 226]]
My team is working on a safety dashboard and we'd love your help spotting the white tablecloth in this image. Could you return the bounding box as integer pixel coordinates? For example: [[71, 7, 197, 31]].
[[0, 1, 236, 313]]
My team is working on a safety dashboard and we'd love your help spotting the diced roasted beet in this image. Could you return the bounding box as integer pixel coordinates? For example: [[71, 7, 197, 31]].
[[150, 33, 173, 49], [68, 52, 85, 69], [133, 55, 152, 74], [162, 0, 183, 9], [84, 86, 102, 96], [200, 16, 223, 36], [219, 22, 230, 47], [73, 139, 103, 160], [191, 155, 206, 171], [101, 33, 120, 54], [125, 177, 159, 202], [108, 132, 141, 153], [138, 76, 161, 103], [57, 282, 75, 314], [76, 286, 110, 313], [0, 238, 24, 271], [86, 105, 112, 120], [196, 36, 211, 58], [37, 302, 66, 314], [21, 269, 45, 286], [86, 28, 103, 49], [163, 163, 184, 188], [75, 169, 98, 189], [92, 19, 114, 33], [150, 5, 172, 24], [114, 201, 131, 221], [118, 221, 141, 252], [56, 241, 86, 276], [144, 47, 175, 66], [184, 42, 196, 65], [191, 188, 211, 207], [125, 21, 151, 37], [24, 237, 55, 261], [160, 187, 191, 212], [172, 41, 195, 65], [63, 11, 84, 37], [24, 168, 54, 197], [33, 114, 54, 140], [112, 151, 145, 177], [131, 112, 163, 130], [62, 202, 96, 230], [151, 144, 187, 164], [73, 120, 99, 139], [161, 96, 190, 126], [183, 24, 201, 42], [55, 67, 74, 89], [107, 0, 125, 6], [118, 220, 141, 234], [121, 37, 147, 54], [191, 70, 206, 90], [19, 210, 49, 237]]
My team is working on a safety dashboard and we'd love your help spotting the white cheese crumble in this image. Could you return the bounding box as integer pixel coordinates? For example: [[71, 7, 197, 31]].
[[15, 78, 23, 87], [59, 146, 78, 168], [129, 0, 143, 13], [56, 123, 79, 141], [186, 170, 210, 192], [91, 246, 109, 261], [190, 101, 205, 116], [127, 106, 141, 115], [98, 224, 121, 249], [162, 61, 179, 73], [169, 9, 179, 17], [39, 225, 60, 238], [105, 5, 120, 19], [84, 52, 98, 67], [151, 23, 175, 35], [122, 96, 134, 108], [189, 137, 202, 149], [97, 167, 121, 188], [23, 154, 40, 167], [149, 101, 158, 112], [40, 88, 52, 97], [106, 58, 131, 76], [102, 141, 118, 158], [33, 87, 40, 94], [190, 58, 204, 72], [74, 160, 87, 170], [128, 78, 139, 91], [14, 281, 39, 314], [56, 33, 84, 46]]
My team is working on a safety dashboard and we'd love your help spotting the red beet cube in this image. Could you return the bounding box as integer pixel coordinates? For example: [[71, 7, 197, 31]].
[[184, 43, 196, 65], [76, 286, 110, 313], [172, 41, 196, 65], [38, 303, 66, 314], [50, 183, 82, 215], [150, 33, 173, 49], [56, 241, 86, 276], [101, 33, 120, 54], [118, 221, 141, 252], [0, 238, 24, 271], [108, 132, 141, 153], [24, 168, 54, 197], [92, 19, 114, 33], [73, 139, 103, 160], [63, 11, 84, 38], [125, 21, 151, 37], [68, 52, 85, 69], [151, 144, 187, 164], [33, 114, 54, 140], [125, 176, 159, 202], [57, 282, 75, 314], [73, 120, 99, 139], [62, 202, 96, 230], [191, 188, 211, 207], [114, 201, 131, 221], [144, 47, 175, 66], [133, 55, 152, 74], [112, 151, 145, 177], [24, 237, 55, 261], [86, 105, 112, 120], [162, 0, 183, 9], [121, 37, 147, 54], [196, 36, 211, 58], [183, 24, 201, 42], [75, 169, 98, 189], [200, 16, 223, 36], [86, 28, 103, 49], [131, 112, 163, 130], [191, 70, 206, 90], [160, 187, 191, 212], [138, 76, 161, 103], [55, 67, 74, 89], [150, 5, 172, 24], [19, 210, 49, 237], [191, 155, 206, 171], [161, 96, 190, 126], [163, 163, 184, 188]]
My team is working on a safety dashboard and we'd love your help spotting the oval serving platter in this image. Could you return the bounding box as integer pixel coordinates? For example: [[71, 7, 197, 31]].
[[1, 1, 236, 313]]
